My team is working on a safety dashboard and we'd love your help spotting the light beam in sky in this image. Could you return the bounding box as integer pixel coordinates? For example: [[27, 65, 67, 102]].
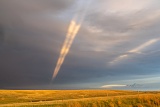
[[52, 1, 91, 81], [52, 20, 81, 80], [128, 38, 159, 53], [110, 38, 159, 64]]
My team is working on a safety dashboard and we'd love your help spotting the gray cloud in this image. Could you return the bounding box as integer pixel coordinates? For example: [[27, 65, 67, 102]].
[[0, 25, 4, 44], [0, 0, 75, 88], [0, 0, 160, 90]]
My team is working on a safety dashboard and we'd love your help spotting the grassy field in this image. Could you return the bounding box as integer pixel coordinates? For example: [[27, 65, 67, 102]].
[[0, 90, 160, 107]]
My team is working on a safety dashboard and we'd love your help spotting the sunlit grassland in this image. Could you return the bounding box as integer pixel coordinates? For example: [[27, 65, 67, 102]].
[[0, 90, 160, 107]]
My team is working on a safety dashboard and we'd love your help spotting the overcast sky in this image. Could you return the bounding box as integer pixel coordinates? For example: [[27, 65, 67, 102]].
[[0, 0, 160, 90]]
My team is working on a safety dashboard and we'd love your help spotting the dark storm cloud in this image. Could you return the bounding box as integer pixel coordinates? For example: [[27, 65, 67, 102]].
[[0, 0, 74, 14], [0, 25, 4, 44], [0, 0, 75, 88], [1, 0, 160, 90]]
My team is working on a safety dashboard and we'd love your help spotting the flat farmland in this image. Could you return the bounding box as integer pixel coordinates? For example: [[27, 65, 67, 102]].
[[0, 90, 160, 107]]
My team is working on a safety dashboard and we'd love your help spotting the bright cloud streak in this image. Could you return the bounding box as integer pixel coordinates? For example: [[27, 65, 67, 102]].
[[52, 20, 81, 80], [110, 38, 159, 64], [128, 38, 159, 53], [101, 84, 127, 88], [52, 1, 91, 80]]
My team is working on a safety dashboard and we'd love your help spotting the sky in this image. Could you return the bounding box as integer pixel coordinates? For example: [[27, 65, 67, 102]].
[[0, 0, 160, 90]]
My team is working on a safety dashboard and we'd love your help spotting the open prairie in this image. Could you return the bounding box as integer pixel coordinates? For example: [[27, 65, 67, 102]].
[[0, 90, 160, 107]]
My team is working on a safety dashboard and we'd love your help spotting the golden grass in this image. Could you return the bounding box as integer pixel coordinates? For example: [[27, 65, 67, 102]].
[[0, 90, 160, 107]]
